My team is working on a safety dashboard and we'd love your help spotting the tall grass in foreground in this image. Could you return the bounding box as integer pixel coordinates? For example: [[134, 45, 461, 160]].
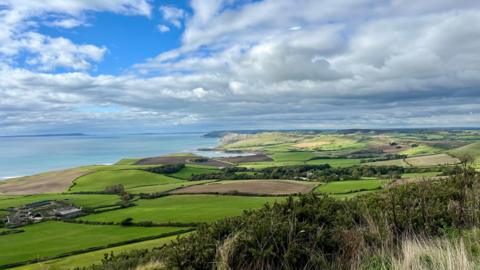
[[387, 230, 480, 270], [392, 238, 470, 270]]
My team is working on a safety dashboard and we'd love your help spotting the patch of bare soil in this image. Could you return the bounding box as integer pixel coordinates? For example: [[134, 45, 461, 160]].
[[0, 168, 92, 195], [218, 154, 273, 164], [134, 155, 233, 168], [169, 180, 318, 195]]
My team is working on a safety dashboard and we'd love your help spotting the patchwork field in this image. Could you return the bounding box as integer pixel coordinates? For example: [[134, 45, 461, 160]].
[[0, 168, 92, 195], [2, 130, 479, 269], [314, 179, 390, 195], [15, 233, 189, 270], [80, 195, 283, 224], [0, 194, 120, 210], [127, 180, 215, 194], [134, 155, 233, 168], [168, 164, 220, 180], [0, 221, 185, 267], [69, 169, 182, 192], [405, 153, 459, 166], [170, 180, 318, 195], [399, 144, 440, 156], [449, 142, 480, 167]]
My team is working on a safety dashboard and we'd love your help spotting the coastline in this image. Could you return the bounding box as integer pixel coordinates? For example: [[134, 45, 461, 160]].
[[0, 133, 220, 180]]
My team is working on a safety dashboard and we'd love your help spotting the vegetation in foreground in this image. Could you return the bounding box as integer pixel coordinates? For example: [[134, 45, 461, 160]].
[[1, 129, 480, 269], [83, 159, 480, 270]]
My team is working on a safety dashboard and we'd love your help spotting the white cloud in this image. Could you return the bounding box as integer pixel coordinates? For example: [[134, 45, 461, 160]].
[[159, 5, 185, 28], [2, 0, 480, 133], [0, 0, 151, 71], [157, 24, 170, 33]]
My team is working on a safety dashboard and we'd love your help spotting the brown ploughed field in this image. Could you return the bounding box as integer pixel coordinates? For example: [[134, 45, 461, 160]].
[[169, 180, 318, 195], [0, 168, 92, 195]]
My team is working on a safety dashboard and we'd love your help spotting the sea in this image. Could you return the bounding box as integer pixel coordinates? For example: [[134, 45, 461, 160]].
[[0, 133, 232, 180]]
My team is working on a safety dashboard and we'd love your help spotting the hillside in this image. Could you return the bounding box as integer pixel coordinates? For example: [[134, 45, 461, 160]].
[[1, 130, 479, 269]]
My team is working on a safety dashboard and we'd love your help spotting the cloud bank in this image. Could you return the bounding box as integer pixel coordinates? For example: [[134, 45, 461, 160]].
[[0, 0, 479, 134]]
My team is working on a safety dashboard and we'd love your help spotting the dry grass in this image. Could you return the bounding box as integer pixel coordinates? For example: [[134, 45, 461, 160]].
[[405, 154, 459, 167], [390, 237, 474, 270], [134, 261, 165, 270], [293, 140, 330, 148], [0, 168, 92, 195]]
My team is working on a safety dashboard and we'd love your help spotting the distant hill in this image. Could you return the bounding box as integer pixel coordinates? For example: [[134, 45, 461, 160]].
[[0, 133, 86, 138]]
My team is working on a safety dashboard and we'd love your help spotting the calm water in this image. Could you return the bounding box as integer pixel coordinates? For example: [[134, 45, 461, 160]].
[[0, 133, 223, 179]]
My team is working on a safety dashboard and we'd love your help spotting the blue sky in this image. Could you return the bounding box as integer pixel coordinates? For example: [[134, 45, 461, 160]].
[[0, 0, 479, 135]]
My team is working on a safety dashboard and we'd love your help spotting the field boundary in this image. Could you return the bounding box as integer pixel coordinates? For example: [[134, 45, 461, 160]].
[[0, 228, 194, 269]]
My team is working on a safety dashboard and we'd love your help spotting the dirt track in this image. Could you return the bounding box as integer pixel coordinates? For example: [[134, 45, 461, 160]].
[[169, 180, 318, 195], [0, 168, 92, 195]]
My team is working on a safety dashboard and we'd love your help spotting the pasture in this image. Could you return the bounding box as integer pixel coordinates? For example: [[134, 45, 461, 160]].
[[405, 154, 459, 167], [15, 233, 190, 270], [168, 164, 220, 180], [69, 169, 182, 192], [399, 144, 440, 156], [80, 195, 283, 224], [0, 221, 184, 267], [314, 179, 389, 195], [449, 142, 480, 167], [0, 194, 120, 210]]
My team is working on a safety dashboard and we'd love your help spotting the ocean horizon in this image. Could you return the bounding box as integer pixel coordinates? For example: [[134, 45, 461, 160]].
[[0, 133, 223, 180]]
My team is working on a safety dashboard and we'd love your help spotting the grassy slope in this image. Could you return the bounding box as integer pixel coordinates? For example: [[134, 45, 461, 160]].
[[168, 165, 220, 180], [15, 233, 190, 270], [80, 195, 284, 224], [0, 221, 184, 266], [242, 158, 362, 169], [400, 144, 440, 156], [405, 153, 459, 166], [314, 179, 389, 194], [449, 142, 480, 167], [0, 194, 120, 210], [70, 170, 182, 192], [114, 158, 141, 165]]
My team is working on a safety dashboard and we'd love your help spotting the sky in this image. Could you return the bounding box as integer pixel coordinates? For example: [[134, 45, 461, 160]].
[[0, 0, 479, 135]]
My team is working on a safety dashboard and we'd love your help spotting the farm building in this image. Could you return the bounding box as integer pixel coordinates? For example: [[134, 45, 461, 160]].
[[4, 200, 83, 227]]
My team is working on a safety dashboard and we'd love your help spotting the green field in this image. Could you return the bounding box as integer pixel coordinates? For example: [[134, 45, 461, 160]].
[[0, 221, 185, 267], [242, 158, 362, 169], [127, 180, 215, 194], [15, 233, 190, 270], [70, 170, 182, 192], [400, 144, 440, 156], [306, 158, 362, 167], [270, 151, 318, 162], [365, 158, 409, 167], [168, 165, 220, 180], [0, 194, 120, 210], [80, 195, 283, 224], [314, 179, 389, 194], [114, 158, 141, 165], [449, 142, 480, 167]]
